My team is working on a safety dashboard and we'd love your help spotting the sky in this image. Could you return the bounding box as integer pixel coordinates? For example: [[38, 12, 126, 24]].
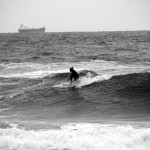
[[0, 0, 150, 32]]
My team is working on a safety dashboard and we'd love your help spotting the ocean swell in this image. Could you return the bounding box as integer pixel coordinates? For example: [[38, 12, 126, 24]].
[[0, 61, 150, 122], [0, 72, 150, 123]]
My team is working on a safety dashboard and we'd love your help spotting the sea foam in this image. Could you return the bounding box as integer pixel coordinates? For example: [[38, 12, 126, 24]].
[[0, 123, 150, 150], [0, 61, 149, 79], [54, 73, 111, 88]]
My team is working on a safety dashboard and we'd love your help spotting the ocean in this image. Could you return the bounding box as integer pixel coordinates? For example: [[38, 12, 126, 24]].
[[0, 31, 150, 150]]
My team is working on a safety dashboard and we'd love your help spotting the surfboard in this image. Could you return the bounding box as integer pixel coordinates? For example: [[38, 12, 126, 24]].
[[54, 80, 80, 88], [53, 72, 103, 88]]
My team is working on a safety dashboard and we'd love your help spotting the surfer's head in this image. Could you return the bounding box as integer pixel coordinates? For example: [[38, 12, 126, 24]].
[[70, 67, 74, 72]]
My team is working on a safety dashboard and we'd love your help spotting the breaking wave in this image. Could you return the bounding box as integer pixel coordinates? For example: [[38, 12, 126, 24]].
[[0, 60, 149, 89], [0, 61, 150, 123], [0, 123, 150, 150], [0, 60, 149, 79]]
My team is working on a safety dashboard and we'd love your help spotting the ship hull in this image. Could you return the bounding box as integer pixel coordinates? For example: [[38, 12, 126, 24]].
[[18, 27, 45, 33]]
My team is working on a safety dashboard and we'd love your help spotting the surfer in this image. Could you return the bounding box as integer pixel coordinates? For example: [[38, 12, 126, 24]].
[[68, 67, 79, 83]]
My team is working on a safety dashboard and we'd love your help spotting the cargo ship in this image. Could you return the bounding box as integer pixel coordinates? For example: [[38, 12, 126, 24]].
[[18, 25, 45, 33]]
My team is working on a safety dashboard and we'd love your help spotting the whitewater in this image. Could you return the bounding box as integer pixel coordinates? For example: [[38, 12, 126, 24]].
[[0, 123, 150, 150], [0, 31, 150, 150]]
